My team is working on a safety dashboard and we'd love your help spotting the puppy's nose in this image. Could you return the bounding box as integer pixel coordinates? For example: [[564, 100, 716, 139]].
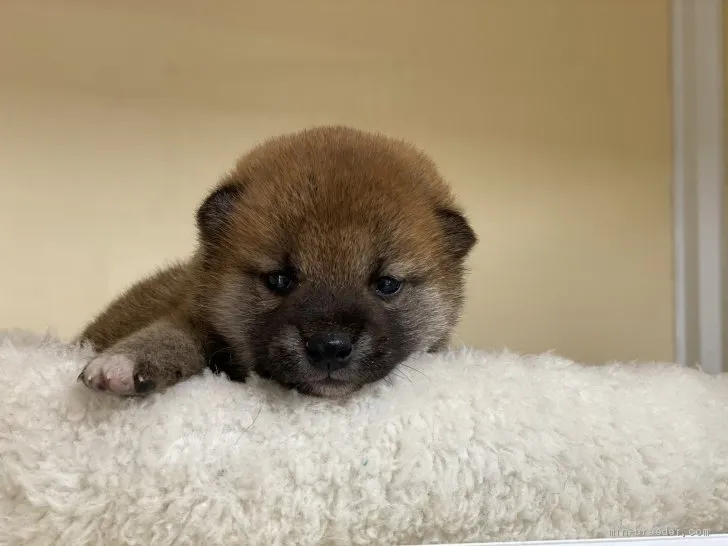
[[305, 332, 353, 371]]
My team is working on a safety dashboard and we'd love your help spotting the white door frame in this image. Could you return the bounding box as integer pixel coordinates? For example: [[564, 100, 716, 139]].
[[671, 0, 725, 374]]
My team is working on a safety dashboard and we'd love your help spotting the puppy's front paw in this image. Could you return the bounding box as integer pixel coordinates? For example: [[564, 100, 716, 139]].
[[78, 354, 156, 396]]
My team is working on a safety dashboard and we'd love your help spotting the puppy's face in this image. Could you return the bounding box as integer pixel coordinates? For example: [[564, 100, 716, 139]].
[[195, 126, 476, 397]]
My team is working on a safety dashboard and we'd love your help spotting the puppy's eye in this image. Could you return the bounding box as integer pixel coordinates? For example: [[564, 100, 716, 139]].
[[373, 276, 402, 297], [264, 271, 295, 295]]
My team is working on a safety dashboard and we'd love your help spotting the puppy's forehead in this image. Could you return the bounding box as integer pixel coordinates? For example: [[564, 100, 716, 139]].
[[292, 222, 376, 278], [232, 180, 440, 277], [276, 202, 439, 279]]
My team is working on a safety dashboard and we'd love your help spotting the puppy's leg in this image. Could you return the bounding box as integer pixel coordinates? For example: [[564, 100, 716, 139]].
[[78, 317, 205, 396]]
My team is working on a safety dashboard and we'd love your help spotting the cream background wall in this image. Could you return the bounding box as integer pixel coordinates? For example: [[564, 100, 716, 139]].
[[0, 0, 674, 364]]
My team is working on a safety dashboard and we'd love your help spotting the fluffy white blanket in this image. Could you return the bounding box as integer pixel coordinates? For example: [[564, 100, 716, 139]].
[[1, 331, 727, 545]]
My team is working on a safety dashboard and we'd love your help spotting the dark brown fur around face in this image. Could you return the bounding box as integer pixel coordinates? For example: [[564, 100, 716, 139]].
[[77, 126, 477, 398]]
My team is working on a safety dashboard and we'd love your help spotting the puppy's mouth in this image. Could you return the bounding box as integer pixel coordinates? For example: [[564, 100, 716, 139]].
[[294, 378, 363, 398], [255, 347, 369, 398], [256, 334, 400, 398], [256, 362, 364, 398], [254, 366, 362, 396]]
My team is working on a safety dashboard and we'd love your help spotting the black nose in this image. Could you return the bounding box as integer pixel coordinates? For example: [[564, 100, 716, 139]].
[[305, 332, 353, 371]]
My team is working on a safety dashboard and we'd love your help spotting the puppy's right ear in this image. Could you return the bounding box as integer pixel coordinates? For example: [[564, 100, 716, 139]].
[[196, 180, 245, 243]]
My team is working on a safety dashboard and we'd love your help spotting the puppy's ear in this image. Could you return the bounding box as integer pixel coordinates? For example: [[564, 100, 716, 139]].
[[196, 179, 245, 243], [435, 208, 477, 260]]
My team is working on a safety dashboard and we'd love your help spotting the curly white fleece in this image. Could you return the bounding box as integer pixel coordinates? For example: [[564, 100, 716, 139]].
[[1, 331, 727, 546]]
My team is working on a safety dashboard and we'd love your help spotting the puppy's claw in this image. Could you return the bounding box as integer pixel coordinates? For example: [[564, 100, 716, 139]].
[[133, 375, 156, 394]]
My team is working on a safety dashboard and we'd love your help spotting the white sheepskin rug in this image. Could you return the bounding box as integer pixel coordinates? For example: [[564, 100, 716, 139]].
[[1, 330, 728, 546]]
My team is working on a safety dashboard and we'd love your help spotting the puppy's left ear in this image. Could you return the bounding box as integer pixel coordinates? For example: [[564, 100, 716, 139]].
[[435, 208, 477, 260]]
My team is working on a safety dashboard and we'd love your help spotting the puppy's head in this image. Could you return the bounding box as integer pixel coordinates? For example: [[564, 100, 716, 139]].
[[195, 126, 476, 397]]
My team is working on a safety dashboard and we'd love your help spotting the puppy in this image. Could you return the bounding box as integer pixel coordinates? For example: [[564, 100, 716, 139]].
[[77, 125, 477, 398]]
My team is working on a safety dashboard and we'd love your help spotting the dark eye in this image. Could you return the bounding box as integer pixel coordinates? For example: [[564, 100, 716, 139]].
[[264, 271, 295, 295], [373, 276, 402, 297]]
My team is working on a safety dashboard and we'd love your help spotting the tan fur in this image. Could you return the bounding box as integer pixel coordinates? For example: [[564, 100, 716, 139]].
[[77, 126, 477, 398]]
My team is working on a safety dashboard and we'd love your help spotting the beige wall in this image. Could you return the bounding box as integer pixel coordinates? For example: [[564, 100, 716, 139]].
[[0, 0, 674, 364]]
